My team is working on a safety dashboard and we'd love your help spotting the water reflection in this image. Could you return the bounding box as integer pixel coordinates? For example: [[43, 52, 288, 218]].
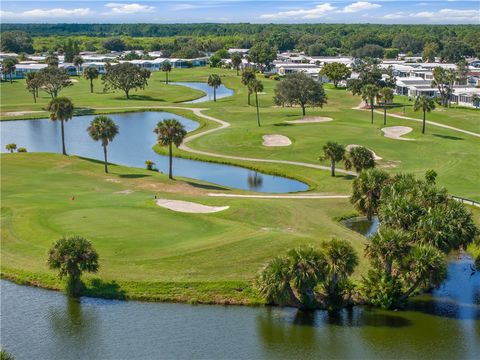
[[173, 82, 234, 103], [0, 111, 308, 193], [247, 171, 263, 191]]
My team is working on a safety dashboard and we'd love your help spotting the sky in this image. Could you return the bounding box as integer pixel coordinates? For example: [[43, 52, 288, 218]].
[[0, 1, 479, 24]]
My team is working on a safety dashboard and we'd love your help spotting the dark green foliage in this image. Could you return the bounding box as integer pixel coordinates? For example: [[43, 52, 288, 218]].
[[320, 141, 346, 177], [248, 42, 277, 70], [241, 69, 256, 105], [257, 239, 358, 310], [102, 62, 150, 99], [153, 119, 187, 179], [319, 62, 351, 88], [353, 44, 385, 59], [274, 72, 327, 116], [48, 235, 99, 297], [83, 67, 99, 93], [344, 146, 375, 173], [0, 31, 34, 53], [103, 37, 126, 52], [1, 57, 17, 83], [350, 168, 390, 220], [87, 116, 119, 173], [36, 66, 72, 98]]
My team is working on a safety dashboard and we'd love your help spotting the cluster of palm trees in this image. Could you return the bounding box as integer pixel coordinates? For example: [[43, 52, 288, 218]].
[[240, 69, 264, 126], [257, 239, 358, 310], [45, 97, 187, 178], [320, 141, 375, 177], [4, 143, 27, 153]]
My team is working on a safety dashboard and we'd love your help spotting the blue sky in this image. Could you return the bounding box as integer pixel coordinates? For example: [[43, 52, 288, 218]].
[[1, 1, 479, 24]]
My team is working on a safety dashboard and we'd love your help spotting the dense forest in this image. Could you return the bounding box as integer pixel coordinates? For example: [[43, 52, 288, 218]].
[[1, 23, 479, 61]]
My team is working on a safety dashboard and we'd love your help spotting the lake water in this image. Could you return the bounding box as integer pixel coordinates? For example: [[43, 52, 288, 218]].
[[0, 111, 307, 193], [1, 218, 478, 359], [173, 82, 234, 103]]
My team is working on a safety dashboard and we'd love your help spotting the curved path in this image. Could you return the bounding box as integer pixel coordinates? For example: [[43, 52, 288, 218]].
[[93, 105, 355, 176], [353, 102, 480, 138]]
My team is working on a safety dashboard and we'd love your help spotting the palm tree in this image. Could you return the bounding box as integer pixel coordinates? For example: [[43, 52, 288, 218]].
[[378, 87, 394, 125], [361, 84, 379, 124], [73, 55, 84, 75], [154, 119, 187, 179], [413, 95, 436, 134], [344, 146, 375, 173], [87, 116, 119, 173], [231, 53, 242, 75], [207, 74, 222, 102], [46, 97, 74, 155], [25, 72, 39, 103], [320, 141, 345, 177], [350, 168, 390, 220], [248, 79, 264, 126], [256, 256, 298, 307], [287, 247, 326, 309], [5, 143, 17, 153], [321, 238, 358, 307], [83, 67, 99, 93], [47, 235, 99, 297], [161, 61, 172, 84], [241, 69, 256, 105]]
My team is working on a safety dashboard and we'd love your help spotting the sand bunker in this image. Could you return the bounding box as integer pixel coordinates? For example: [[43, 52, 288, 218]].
[[286, 116, 333, 124], [382, 126, 415, 141], [114, 189, 134, 195], [262, 134, 292, 147], [346, 144, 382, 160], [2, 110, 45, 117], [156, 199, 229, 213]]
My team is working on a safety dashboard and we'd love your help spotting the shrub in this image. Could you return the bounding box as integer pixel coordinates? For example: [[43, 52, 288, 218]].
[[17, 147, 27, 152]]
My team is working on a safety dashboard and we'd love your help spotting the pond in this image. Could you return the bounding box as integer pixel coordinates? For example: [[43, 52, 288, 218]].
[[1, 217, 478, 359], [0, 111, 308, 193], [173, 82, 234, 103]]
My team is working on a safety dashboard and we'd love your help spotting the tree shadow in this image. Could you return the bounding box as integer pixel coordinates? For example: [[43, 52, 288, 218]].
[[114, 95, 165, 102], [432, 134, 464, 141], [118, 174, 151, 179], [83, 278, 127, 300], [407, 298, 480, 320], [74, 107, 96, 116], [338, 174, 356, 180], [76, 156, 107, 165], [274, 123, 293, 127], [185, 181, 228, 191]]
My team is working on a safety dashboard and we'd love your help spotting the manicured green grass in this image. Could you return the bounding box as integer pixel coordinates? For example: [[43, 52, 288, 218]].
[[1, 153, 365, 303]]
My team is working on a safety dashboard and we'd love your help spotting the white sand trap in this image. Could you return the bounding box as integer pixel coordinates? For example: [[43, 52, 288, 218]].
[[346, 144, 382, 160], [2, 110, 45, 116], [105, 178, 121, 183], [69, 79, 79, 83], [262, 134, 292, 147], [286, 116, 333, 124], [382, 126, 415, 141], [156, 199, 229, 213]]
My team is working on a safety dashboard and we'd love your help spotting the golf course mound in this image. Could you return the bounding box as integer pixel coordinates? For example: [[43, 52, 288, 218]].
[[156, 199, 229, 213], [382, 126, 415, 141], [346, 144, 382, 160], [286, 116, 333, 124], [262, 134, 292, 147]]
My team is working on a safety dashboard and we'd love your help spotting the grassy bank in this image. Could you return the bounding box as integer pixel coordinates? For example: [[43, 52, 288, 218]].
[[1, 153, 364, 303]]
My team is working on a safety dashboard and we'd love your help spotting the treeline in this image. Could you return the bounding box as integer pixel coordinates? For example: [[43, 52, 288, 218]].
[[1, 23, 479, 61]]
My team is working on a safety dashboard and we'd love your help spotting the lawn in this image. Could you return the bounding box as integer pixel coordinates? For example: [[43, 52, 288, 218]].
[[1, 153, 363, 303], [1, 67, 479, 303]]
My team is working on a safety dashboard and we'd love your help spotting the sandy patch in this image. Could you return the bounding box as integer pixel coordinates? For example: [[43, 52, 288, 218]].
[[286, 116, 333, 124], [2, 110, 45, 117], [155, 199, 229, 213], [115, 189, 134, 195], [262, 134, 292, 147], [69, 79, 79, 83], [346, 144, 382, 160], [382, 126, 415, 141], [105, 178, 121, 183]]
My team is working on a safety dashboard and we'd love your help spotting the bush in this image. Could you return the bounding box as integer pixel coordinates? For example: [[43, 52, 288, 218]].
[[17, 147, 27, 152]]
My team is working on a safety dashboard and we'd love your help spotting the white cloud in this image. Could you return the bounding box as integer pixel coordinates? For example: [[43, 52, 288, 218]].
[[411, 8, 479, 20], [1, 8, 91, 18], [341, 2, 381, 13], [382, 8, 479, 22], [104, 3, 155, 14], [259, 3, 336, 20], [383, 13, 405, 19]]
